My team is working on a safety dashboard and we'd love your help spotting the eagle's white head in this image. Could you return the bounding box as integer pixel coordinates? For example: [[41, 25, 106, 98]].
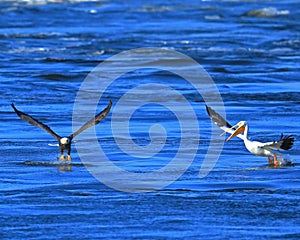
[[60, 137, 69, 145]]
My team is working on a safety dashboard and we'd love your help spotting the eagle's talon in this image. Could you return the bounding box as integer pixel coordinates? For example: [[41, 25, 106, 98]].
[[58, 155, 65, 161]]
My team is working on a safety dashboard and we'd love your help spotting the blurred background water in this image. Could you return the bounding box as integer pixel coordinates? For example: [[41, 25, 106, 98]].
[[1, 0, 300, 239]]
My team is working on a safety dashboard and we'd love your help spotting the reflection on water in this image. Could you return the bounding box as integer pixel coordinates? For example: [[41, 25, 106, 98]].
[[22, 160, 73, 172]]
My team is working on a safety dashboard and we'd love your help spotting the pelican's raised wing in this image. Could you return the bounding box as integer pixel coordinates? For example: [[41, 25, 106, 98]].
[[70, 100, 112, 140], [262, 134, 294, 151], [206, 105, 232, 129], [206, 105, 245, 140], [11, 103, 61, 140]]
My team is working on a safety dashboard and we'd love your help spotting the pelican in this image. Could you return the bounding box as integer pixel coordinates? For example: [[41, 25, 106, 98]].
[[11, 101, 112, 161], [206, 105, 294, 166]]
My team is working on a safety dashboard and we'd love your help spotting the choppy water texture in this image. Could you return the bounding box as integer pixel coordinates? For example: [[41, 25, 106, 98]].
[[1, 0, 300, 239]]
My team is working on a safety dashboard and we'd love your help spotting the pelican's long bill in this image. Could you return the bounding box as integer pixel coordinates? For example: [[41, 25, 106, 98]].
[[226, 122, 246, 142]]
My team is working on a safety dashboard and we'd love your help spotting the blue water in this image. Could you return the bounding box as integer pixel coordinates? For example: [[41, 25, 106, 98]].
[[1, 0, 300, 239]]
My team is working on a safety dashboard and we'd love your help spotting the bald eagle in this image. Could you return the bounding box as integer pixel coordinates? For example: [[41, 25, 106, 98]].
[[11, 101, 112, 161]]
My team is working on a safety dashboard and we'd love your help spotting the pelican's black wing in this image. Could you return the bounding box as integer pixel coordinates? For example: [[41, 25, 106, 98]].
[[69, 100, 112, 140], [263, 134, 294, 151], [11, 103, 61, 140]]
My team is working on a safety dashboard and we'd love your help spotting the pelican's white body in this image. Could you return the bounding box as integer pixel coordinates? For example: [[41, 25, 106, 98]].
[[243, 139, 273, 157], [226, 121, 278, 158]]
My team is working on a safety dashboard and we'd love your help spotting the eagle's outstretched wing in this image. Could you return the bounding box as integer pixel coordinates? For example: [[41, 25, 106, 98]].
[[69, 100, 112, 140], [11, 103, 61, 140]]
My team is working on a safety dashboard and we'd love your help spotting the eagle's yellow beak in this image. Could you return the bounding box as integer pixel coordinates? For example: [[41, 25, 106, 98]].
[[226, 124, 246, 142]]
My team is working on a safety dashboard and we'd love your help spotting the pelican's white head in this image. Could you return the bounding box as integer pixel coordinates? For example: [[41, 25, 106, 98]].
[[237, 121, 247, 127], [226, 121, 247, 142], [60, 137, 69, 145]]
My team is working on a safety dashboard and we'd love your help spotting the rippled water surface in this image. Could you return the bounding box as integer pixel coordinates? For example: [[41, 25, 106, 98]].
[[1, 0, 300, 239]]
